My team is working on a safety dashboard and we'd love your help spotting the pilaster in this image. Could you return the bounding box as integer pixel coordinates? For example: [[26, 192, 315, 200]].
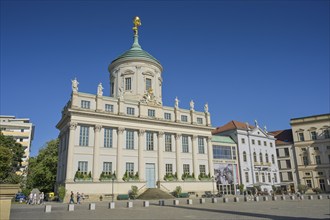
[[66, 122, 77, 182], [158, 131, 164, 181], [93, 124, 102, 182], [138, 129, 145, 181], [116, 127, 125, 180], [207, 136, 214, 177], [175, 133, 182, 180], [192, 135, 198, 179]]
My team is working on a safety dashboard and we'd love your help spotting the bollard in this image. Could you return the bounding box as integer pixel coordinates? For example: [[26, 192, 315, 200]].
[[159, 200, 165, 206], [300, 195, 304, 200], [317, 195, 323, 200], [173, 200, 179, 205], [290, 195, 295, 200], [143, 201, 149, 207], [109, 202, 115, 209], [272, 196, 277, 201], [254, 196, 259, 202], [244, 196, 249, 202], [308, 195, 313, 200], [223, 197, 229, 203], [327, 195, 330, 199], [212, 198, 217, 203], [263, 196, 268, 201], [127, 201, 133, 208], [89, 203, 96, 210], [234, 197, 239, 202], [281, 195, 286, 200], [45, 205, 51, 213], [200, 198, 205, 204], [68, 204, 74, 211], [187, 199, 193, 205]]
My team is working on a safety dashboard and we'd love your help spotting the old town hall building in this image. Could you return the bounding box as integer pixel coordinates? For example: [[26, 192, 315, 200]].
[[56, 17, 214, 197]]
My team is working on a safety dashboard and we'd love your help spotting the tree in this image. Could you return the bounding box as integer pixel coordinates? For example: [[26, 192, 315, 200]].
[[0, 133, 24, 184], [26, 139, 59, 192]]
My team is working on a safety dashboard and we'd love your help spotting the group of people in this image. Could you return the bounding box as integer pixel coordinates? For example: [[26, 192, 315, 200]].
[[27, 192, 44, 205], [69, 191, 85, 204]]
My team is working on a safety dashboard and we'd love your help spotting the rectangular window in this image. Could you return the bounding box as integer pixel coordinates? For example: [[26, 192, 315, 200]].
[[315, 155, 321, 164], [305, 172, 311, 176], [306, 179, 312, 188], [255, 172, 259, 182], [311, 131, 317, 140], [232, 147, 237, 160], [127, 107, 135, 115], [262, 173, 265, 182], [79, 126, 89, 146], [270, 142, 273, 147], [284, 148, 290, 157], [146, 78, 152, 91], [324, 130, 330, 139], [286, 160, 291, 169], [273, 173, 277, 183], [104, 128, 113, 148], [182, 135, 189, 153], [126, 162, 134, 176], [198, 137, 205, 154], [298, 132, 305, 141], [264, 141, 267, 146], [303, 156, 309, 165], [165, 134, 172, 152], [105, 104, 114, 112], [314, 147, 319, 150], [126, 130, 134, 149], [181, 115, 188, 122], [317, 172, 324, 176], [199, 165, 206, 175], [81, 100, 90, 109], [197, 117, 203, 124], [241, 138, 245, 144], [78, 161, 88, 174], [288, 172, 293, 181], [148, 109, 155, 117], [103, 162, 112, 174], [245, 172, 249, 183], [146, 132, 154, 151], [276, 149, 279, 157], [252, 139, 255, 145], [165, 164, 173, 175], [125, 77, 132, 90], [164, 113, 171, 120], [213, 145, 232, 160], [268, 173, 271, 182], [183, 164, 190, 174], [258, 140, 261, 146]]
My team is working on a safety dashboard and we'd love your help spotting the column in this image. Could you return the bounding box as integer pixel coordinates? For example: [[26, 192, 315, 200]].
[[66, 122, 77, 182], [192, 135, 198, 180], [92, 124, 102, 182], [116, 127, 124, 180], [207, 136, 214, 177], [158, 132, 164, 182], [175, 133, 182, 181], [138, 129, 145, 181]]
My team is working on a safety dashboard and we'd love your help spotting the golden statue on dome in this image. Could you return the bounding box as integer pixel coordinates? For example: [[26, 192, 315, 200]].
[[133, 16, 141, 35]]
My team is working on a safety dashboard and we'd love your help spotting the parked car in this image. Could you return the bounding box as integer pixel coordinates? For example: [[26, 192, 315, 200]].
[[15, 193, 26, 202]]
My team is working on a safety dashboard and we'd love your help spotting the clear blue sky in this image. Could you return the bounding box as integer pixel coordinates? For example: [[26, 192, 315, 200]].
[[1, 0, 329, 157]]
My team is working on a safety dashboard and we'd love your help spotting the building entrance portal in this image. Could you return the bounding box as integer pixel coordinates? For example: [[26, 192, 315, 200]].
[[146, 163, 156, 188]]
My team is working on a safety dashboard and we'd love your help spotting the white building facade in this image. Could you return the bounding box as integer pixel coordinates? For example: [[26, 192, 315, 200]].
[[56, 19, 214, 198], [213, 120, 280, 193], [0, 115, 34, 176]]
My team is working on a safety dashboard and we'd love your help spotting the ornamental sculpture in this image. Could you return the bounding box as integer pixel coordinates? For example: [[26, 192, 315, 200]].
[[71, 77, 79, 92], [132, 16, 141, 35]]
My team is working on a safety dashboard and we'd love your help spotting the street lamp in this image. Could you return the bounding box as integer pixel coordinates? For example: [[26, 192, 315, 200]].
[[212, 176, 215, 197], [111, 176, 115, 202]]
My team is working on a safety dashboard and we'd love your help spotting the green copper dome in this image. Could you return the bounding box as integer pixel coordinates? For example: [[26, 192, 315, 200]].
[[111, 35, 161, 66]]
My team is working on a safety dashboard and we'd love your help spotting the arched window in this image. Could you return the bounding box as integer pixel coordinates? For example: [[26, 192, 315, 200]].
[[253, 152, 257, 162], [265, 153, 269, 163], [259, 153, 263, 163], [243, 151, 247, 162], [271, 154, 275, 164]]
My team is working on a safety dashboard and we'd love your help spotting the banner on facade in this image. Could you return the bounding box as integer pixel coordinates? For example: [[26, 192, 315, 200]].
[[214, 163, 238, 185]]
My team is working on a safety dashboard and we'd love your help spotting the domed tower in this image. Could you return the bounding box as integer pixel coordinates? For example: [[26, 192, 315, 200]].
[[109, 17, 163, 105]]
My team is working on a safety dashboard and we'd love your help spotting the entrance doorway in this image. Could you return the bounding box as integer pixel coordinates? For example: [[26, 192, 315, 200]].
[[145, 163, 156, 188]]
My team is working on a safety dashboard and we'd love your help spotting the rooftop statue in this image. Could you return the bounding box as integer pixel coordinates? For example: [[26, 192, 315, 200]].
[[132, 16, 141, 35], [72, 77, 79, 92], [204, 103, 209, 113], [190, 100, 195, 111], [97, 83, 103, 96], [175, 97, 179, 109]]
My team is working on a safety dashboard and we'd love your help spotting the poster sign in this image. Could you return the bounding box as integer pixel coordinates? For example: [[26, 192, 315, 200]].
[[214, 163, 238, 185]]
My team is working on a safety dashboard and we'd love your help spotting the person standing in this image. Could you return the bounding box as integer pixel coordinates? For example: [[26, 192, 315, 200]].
[[33, 193, 37, 205], [28, 192, 33, 205], [40, 192, 44, 205], [69, 191, 74, 204], [76, 192, 81, 204]]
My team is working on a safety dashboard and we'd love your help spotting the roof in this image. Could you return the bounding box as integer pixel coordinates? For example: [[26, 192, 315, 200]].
[[111, 35, 161, 66], [212, 135, 236, 144], [269, 129, 293, 145], [212, 120, 254, 134]]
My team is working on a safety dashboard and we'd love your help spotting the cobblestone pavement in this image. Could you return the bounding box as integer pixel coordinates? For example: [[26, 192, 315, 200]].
[[10, 196, 330, 220]]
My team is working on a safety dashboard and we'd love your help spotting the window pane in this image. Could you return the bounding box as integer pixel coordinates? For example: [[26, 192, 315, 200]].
[[146, 132, 154, 151], [79, 126, 89, 146], [165, 134, 172, 152], [198, 137, 204, 154], [104, 128, 113, 148], [126, 130, 134, 149], [182, 136, 189, 153]]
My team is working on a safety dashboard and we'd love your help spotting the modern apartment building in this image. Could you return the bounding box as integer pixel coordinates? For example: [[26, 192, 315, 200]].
[[269, 129, 298, 192], [0, 115, 34, 175], [290, 113, 330, 192]]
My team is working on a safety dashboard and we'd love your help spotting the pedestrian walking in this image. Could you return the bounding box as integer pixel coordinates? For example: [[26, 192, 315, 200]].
[[40, 192, 44, 205], [77, 192, 81, 204], [69, 191, 75, 204], [28, 192, 33, 205], [33, 193, 37, 205]]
